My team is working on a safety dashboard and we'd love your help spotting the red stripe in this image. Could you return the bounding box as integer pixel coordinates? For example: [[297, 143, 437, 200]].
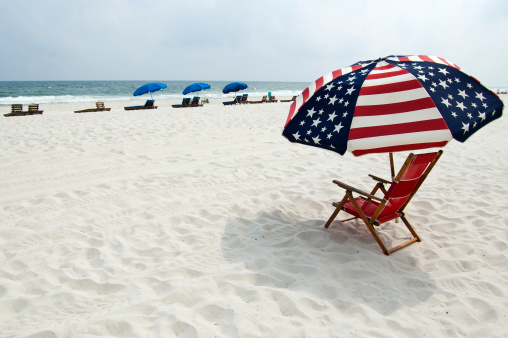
[[366, 69, 407, 80], [301, 87, 310, 103], [359, 79, 422, 95], [332, 69, 343, 78], [315, 77, 324, 92], [348, 118, 449, 140], [418, 55, 434, 63], [285, 101, 297, 127], [354, 97, 437, 116], [351, 141, 449, 156], [398, 56, 411, 62], [351, 65, 363, 72]]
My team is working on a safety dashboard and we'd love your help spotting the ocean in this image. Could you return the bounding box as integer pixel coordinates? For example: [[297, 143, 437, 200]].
[[0, 80, 308, 106]]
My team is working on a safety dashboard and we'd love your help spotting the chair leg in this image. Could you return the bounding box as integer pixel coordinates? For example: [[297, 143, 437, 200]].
[[346, 192, 390, 255], [324, 194, 348, 228], [400, 214, 421, 242]]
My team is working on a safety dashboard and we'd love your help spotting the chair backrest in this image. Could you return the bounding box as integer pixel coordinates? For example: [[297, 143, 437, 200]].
[[12, 104, 23, 112], [183, 98, 191, 105], [145, 100, 154, 107], [96, 102, 105, 109], [28, 104, 39, 111], [191, 97, 200, 105], [376, 151, 442, 218], [262, 95, 267, 101]]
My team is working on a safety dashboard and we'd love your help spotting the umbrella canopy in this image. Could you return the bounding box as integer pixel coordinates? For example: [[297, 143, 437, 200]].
[[133, 83, 167, 98], [183, 83, 211, 95], [283, 55, 504, 158], [223, 82, 248, 94]]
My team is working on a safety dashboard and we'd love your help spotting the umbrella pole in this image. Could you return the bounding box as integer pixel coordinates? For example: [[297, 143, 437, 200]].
[[389, 152, 395, 180]]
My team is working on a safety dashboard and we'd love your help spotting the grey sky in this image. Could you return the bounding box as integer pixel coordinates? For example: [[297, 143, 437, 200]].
[[1, 0, 507, 86]]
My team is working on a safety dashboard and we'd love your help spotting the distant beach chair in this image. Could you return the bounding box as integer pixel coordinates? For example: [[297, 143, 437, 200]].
[[191, 97, 204, 107], [74, 101, 111, 113], [223, 96, 241, 105], [28, 104, 43, 115], [172, 98, 192, 108], [248, 95, 268, 104], [124, 100, 157, 111], [280, 95, 297, 102], [240, 94, 249, 104], [268, 96, 278, 103], [324, 151, 443, 255]]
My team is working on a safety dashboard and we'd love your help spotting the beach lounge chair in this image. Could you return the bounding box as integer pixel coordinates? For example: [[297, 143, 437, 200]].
[[4, 104, 24, 117], [324, 151, 443, 255], [240, 94, 248, 104], [74, 102, 111, 113], [27, 104, 43, 115], [191, 97, 204, 107], [172, 98, 192, 108], [280, 95, 297, 102], [268, 96, 278, 103], [248, 95, 268, 104], [223, 96, 241, 105], [124, 100, 157, 111]]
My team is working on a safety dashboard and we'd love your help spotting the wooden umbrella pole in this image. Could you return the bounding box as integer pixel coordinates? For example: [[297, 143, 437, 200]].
[[389, 152, 395, 180]]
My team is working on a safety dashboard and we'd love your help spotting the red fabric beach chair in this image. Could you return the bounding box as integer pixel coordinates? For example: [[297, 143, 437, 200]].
[[324, 151, 443, 255]]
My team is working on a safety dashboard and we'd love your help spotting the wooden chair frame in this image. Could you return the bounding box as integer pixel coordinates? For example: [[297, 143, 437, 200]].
[[324, 150, 443, 255]]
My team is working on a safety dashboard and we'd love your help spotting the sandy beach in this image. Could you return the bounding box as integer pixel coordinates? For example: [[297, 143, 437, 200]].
[[1, 97, 507, 337]]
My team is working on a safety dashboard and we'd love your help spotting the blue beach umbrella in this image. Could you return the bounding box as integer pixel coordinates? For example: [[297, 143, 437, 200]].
[[183, 83, 211, 95], [133, 82, 167, 99], [223, 82, 248, 94]]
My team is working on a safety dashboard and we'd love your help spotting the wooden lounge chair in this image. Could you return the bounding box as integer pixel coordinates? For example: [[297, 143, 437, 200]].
[[268, 96, 278, 103], [248, 95, 267, 104], [240, 94, 248, 104], [223, 96, 241, 105], [124, 100, 157, 111], [27, 104, 43, 115], [172, 98, 192, 108], [74, 102, 111, 113], [280, 95, 297, 102], [324, 151, 443, 255], [190, 97, 204, 107]]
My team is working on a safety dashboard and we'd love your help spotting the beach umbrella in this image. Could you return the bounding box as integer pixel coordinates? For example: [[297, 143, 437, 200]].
[[183, 83, 211, 95], [133, 82, 167, 100], [223, 82, 248, 94], [282, 55, 504, 177]]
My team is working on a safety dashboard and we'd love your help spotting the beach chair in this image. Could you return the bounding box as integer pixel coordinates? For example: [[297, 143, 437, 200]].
[[172, 98, 192, 108], [4, 104, 24, 117], [124, 100, 157, 111], [280, 95, 297, 102], [268, 96, 278, 103], [74, 102, 111, 113], [248, 95, 268, 104], [28, 104, 43, 115], [191, 97, 204, 107], [324, 151, 443, 255], [223, 96, 241, 105], [240, 94, 248, 104]]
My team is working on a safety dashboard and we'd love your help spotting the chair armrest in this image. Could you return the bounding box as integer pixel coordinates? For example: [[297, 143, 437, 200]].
[[332, 180, 384, 201], [368, 174, 391, 185]]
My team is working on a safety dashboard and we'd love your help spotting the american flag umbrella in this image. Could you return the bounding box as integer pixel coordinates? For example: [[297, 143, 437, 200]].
[[282, 55, 504, 174]]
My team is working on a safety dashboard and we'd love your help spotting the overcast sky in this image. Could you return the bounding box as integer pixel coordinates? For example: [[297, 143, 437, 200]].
[[1, 0, 507, 86]]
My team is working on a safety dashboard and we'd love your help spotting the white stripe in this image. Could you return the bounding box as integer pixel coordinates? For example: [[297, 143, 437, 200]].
[[407, 55, 423, 62], [346, 129, 453, 152], [356, 87, 430, 106], [308, 82, 316, 96], [369, 66, 401, 75], [349, 107, 443, 128], [361, 72, 416, 87], [322, 73, 333, 87]]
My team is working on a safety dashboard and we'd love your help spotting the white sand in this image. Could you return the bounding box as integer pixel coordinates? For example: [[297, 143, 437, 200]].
[[0, 97, 507, 337]]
